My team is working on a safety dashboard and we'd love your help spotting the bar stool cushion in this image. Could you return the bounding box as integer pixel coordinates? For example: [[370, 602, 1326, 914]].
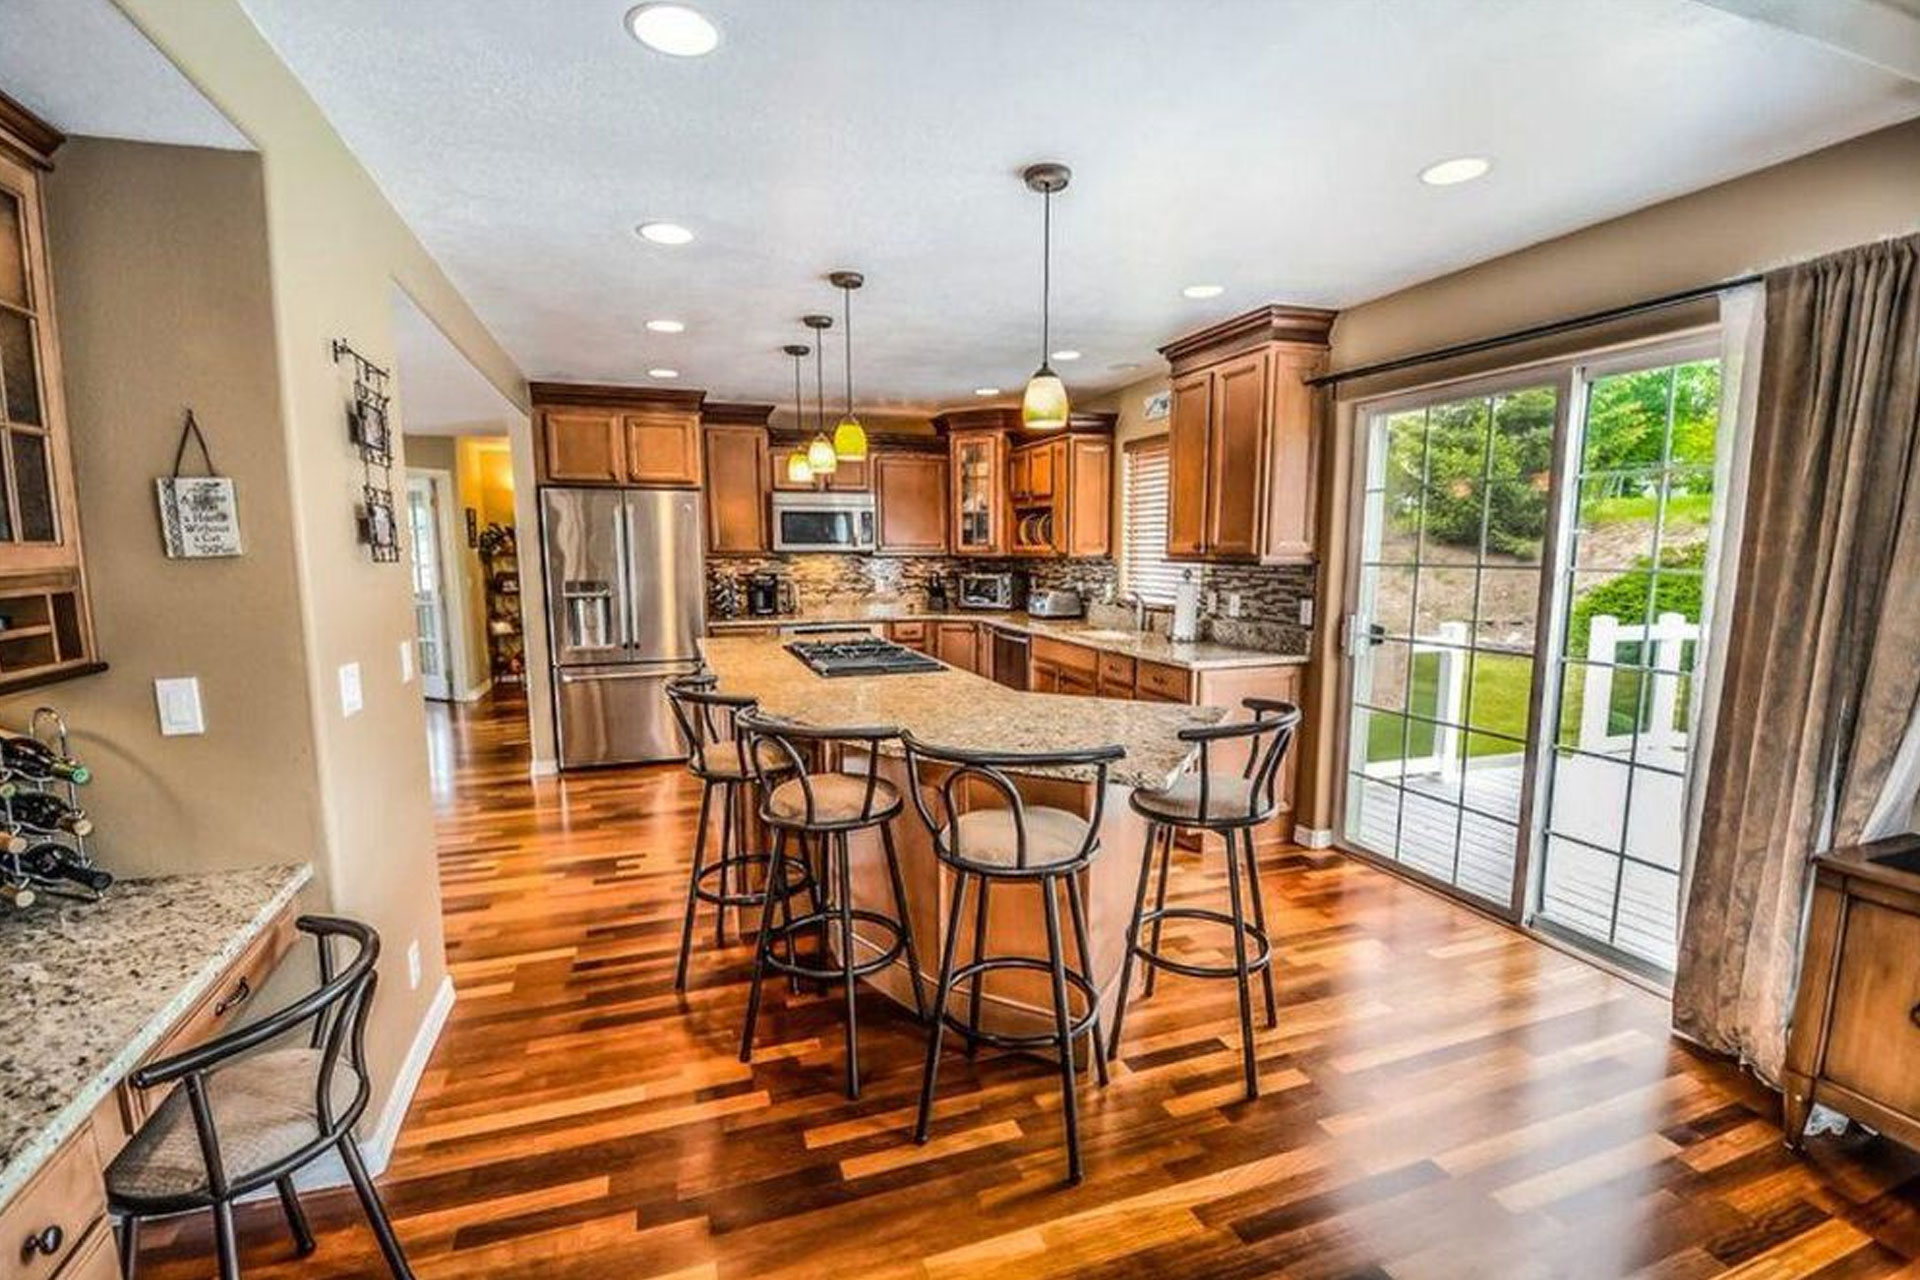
[[943, 805, 1090, 868], [767, 773, 900, 823], [1133, 775, 1260, 824], [696, 740, 788, 780], [107, 1048, 358, 1200]]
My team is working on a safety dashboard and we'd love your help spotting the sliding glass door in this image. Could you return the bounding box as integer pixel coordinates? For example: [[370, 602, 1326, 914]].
[[1340, 340, 1727, 977]]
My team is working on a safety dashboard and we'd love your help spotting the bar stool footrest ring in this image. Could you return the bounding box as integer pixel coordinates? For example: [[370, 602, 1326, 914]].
[[693, 853, 814, 910], [1130, 906, 1272, 981], [938, 955, 1100, 1049], [761, 908, 909, 983]]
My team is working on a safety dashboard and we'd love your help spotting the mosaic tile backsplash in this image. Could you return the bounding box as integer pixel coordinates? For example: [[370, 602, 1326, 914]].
[[707, 553, 1314, 654]]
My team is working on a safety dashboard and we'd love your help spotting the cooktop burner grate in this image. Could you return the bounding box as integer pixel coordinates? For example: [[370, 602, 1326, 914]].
[[785, 638, 945, 677]]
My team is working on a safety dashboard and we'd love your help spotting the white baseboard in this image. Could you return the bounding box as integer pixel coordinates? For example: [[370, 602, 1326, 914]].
[[250, 973, 455, 1197], [454, 676, 494, 704], [1293, 824, 1335, 850], [530, 757, 559, 778]]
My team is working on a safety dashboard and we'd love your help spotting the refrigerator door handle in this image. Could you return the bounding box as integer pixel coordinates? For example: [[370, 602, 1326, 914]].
[[556, 666, 697, 683], [614, 494, 636, 654]]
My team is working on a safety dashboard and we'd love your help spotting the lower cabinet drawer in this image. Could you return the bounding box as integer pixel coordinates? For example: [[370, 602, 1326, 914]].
[[1, 1124, 105, 1280], [1135, 660, 1192, 702], [1096, 652, 1135, 690], [1031, 636, 1097, 677], [54, 1221, 118, 1280], [887, 621, 926, 644]]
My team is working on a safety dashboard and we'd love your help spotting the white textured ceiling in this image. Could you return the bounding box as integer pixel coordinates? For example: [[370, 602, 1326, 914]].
[[239, 0, 1919, 409], [0, 0, 249, 150], [391, 289, 524, 434]]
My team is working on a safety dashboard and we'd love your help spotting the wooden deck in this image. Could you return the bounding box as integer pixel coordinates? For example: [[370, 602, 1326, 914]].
[[134, 692, 1920, 1278]]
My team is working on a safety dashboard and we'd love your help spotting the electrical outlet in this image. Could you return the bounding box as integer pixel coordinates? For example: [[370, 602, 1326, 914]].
[[399, 639, 414, 684], [1299, 597, 1315, 627], [407, 939, 422, 990], [338, 662, 363, 717], [1226, 592, 1243, 618]]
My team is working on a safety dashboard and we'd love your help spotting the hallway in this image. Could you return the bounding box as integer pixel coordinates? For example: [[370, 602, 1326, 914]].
[[135, 692, 1920, 1278]]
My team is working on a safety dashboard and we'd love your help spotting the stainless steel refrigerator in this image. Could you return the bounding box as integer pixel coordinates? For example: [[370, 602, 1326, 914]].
[[541, 487, 704, 768]]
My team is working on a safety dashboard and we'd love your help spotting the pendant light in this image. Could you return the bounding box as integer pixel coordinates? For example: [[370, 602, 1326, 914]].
[[1020, 162, 1072, 431], [828, 270, 869, 462], [782, 343, 814, 485], [801, 313, 838, 476]]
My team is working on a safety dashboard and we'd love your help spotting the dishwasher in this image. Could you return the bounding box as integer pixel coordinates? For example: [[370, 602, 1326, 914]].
[[989, 626, 1030, 690]]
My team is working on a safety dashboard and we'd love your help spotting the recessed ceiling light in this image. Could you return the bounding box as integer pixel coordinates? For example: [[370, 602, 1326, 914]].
[[1182, 284, 1224, 299], [1109, 361, 1142, 371], [973, 387, 1000, 397], [637, 221, 694, 245], [1419, 156, 1491, 186], [625, 4, 720, 57], [645, 319, 685, 333], [1050, 350, 1081, 362], [647, 368, 680, 379]]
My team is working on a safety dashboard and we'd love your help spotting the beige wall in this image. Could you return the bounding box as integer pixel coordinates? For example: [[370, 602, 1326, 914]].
[[112, 0, 531, 1126], [1297, 115, 1920, 834], [1, 139, 324, 878], [1083, 375, 1173, 560]]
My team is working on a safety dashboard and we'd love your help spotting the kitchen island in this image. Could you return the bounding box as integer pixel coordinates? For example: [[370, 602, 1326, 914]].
[[701, 633, 1224, 1039]]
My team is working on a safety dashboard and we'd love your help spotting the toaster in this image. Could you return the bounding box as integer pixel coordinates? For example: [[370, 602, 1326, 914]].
[[1026, 589, 1085, 619]]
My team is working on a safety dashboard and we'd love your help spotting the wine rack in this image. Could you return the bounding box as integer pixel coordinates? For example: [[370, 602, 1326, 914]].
[[0, 705, 105, 910]]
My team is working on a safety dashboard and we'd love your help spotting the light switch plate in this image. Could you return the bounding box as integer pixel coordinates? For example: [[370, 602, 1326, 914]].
[[154, 676, 206, 736], [399, 639, 414, 684], [1299, 597, 1315, 627], [338, 662, 363, 717]]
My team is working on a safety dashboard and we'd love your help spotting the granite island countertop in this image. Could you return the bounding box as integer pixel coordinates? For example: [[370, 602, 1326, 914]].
[[701, 634, 1224, 790], [708, 605, 1309, 672], [0, 863, 312, 1209]]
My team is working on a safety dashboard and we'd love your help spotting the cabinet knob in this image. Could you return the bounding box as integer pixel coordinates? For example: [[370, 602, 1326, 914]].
[[20, 1223, 63, 1259], [1910, 1001, 1920, 1030], [214, 975, 252, 1017]]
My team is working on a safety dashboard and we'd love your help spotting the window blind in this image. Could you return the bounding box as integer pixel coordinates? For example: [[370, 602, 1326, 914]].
[[1122, 437, 1181, 604]]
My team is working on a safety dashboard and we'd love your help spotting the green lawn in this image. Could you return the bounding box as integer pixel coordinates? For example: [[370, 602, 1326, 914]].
[[1362, 649, 1652, 765]]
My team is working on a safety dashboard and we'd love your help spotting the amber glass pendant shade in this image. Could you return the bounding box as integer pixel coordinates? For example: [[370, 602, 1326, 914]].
[[1022, 365, 1070, 430]]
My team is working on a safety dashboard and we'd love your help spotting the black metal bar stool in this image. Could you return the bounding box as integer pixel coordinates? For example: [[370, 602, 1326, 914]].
[[736, 710, 926, 1099], [665, 676, 809, 991], [901, 733, 1124, 1186], [1107, 698, 1301, 1101]]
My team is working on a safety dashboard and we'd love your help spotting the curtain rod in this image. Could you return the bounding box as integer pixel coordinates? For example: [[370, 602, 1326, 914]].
[[1307, 274, 1762, 388]]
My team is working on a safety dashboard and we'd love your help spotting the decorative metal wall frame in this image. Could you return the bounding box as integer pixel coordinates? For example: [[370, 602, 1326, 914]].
[[333, 339, 401, 562]]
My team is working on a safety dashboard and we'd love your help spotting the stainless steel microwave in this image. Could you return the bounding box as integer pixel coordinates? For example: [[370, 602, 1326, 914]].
[[957, 572, 1019, 609], [771, 491, 876, 553]]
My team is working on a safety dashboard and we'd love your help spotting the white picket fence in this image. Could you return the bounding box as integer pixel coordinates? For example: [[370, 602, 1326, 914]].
[[1364, 612, 1698, 782]]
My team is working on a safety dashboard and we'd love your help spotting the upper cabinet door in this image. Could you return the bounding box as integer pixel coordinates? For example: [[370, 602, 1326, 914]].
[[542, 409, 624, 484], [876, 452, 949, 553], [1262, 347, 1325, 563], [950, 430, 1004, 555], [703, 425, 767, 553], [1166, 370, 1212, 558], [0, 148, 79, 573], [1066, 437, 1111, 558], [624, 408, 702, 486], [1205, 351, 1270, 558], [825, 455, 870, 491]]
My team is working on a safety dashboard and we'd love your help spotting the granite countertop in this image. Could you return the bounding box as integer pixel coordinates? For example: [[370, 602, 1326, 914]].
[[0, 863, 312, 1209], [700, 634, 1223, 790], [708, 605, 1309, 672]]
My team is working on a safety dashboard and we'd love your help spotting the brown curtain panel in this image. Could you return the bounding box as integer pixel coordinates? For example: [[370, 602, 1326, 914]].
[[1674, 234, 1920, 1082]]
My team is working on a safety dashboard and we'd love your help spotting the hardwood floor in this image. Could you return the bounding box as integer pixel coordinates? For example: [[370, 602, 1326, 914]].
[[138, 691, 1920, 1278]]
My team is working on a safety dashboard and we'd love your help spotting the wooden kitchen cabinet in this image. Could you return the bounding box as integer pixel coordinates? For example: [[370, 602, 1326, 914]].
[[874, 451, 949, 553], [0, 93, 101, 692], [1785, 838, 1920, 1153], [532, 383, 706, 488], [1159, 306, 1334, 563], [1008, 435, 1111, 558], [887, 620, 928, 651], [702, 420, 769, 553], [946, 425, 1008, 555], [934, 621, 979, 673]]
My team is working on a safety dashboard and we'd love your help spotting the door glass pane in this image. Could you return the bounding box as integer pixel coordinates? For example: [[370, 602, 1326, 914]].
[[0, 189, 25, 309], [0, 310, 40, 426], [1345, 381, 1556, 912], [1535, 356, 1723, 975], [10, 430, 53, 541]]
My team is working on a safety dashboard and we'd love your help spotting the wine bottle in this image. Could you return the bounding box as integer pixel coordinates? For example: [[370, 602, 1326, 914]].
[[0, 735, 89, 785], [20, 844, 112, 894], [0, 880, 34, 909], [8, 791, 92, 837]]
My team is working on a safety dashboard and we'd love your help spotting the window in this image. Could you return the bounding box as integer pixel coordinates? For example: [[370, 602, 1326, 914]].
[[1122, 437, 1180, 603]]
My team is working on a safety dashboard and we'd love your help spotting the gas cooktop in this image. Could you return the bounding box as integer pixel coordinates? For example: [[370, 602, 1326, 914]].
[[785, 637, 945, 678]]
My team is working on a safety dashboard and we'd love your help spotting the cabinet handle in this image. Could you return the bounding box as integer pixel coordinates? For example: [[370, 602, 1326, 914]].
[[1910, 1001, 1920, 1030], [214, 976, 252, 1017], [20, 1223, 63, 1260]]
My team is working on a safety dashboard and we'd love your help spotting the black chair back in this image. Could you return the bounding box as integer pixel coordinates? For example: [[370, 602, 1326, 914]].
[[736, 707, 901, 828], [665, 674, 756, 779], [900, 733, 1124, 874], [1175, 698, 1302, 825]]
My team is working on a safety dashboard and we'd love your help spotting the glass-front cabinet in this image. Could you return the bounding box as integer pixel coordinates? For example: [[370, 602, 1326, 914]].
[[949, 428, 1005, 555], [0, 95, 98, 689]]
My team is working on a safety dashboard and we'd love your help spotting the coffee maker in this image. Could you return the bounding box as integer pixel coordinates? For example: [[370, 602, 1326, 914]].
[[745, 571, 782, 617]]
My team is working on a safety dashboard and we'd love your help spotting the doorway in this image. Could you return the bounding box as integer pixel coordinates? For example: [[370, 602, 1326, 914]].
[[406, 472, 453, 701], [1338, 336, 1728, 978]]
